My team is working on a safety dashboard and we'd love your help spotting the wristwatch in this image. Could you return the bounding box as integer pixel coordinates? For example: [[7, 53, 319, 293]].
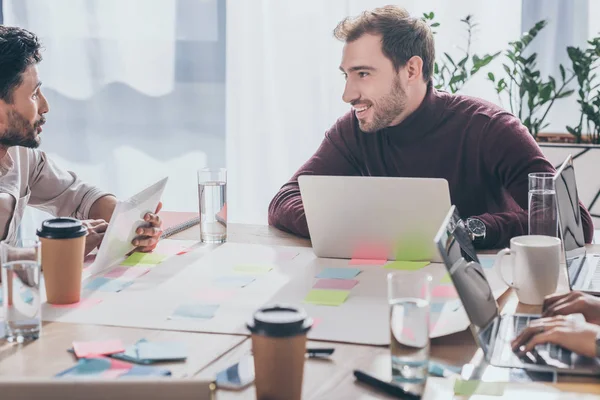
[[465, 217, 486, 247]]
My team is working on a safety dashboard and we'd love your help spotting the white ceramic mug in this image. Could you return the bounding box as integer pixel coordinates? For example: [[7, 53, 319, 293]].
[[494, 235, 561, 305]]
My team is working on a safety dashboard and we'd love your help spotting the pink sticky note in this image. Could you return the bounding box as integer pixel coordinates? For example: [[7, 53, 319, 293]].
[[349, 258, 387, 266], [313, 279, 359, 290], [72, 340, 125, 358], [109, 357, 134, 370], [104, 266, 150, 280], [312, 317, 322, 329], [51, 298, 103, 309], [101, 369, 129, 379], [194, 288, 236, 302], [351, 243, 390, 260], [431, 285, 458, 298]]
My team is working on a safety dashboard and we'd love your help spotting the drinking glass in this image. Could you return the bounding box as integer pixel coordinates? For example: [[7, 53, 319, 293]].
[[1, 239, 42, 342], [387, 271, 432, 390], [528, 173, 558, 237], [198, 168, 227, 243]]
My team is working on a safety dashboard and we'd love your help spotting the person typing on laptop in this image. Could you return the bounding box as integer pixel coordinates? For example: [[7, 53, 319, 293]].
[[512, 291, 600, 359], [267, 5, 594, 249], [0, 26, 162, 256]]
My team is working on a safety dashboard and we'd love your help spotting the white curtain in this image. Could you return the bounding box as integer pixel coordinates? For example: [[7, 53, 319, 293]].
[[226, 0, 523, 225], [4, 0, 225, 235]]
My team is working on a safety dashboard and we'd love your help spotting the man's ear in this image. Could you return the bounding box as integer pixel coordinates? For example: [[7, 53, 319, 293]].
[[0, 101, 8, 133], [405, 56, 424, 82]]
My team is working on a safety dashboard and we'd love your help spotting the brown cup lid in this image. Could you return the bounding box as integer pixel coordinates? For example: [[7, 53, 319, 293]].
[[247, 304, 313, 337], [36, 218, 87, 239]]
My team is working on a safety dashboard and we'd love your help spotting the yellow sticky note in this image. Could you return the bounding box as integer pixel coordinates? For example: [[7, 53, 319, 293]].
[[440, 273, 452, 284], [453, 380, 505, 396], [385, 261, 430, 271], [303, 289, 350, 306], [121, 252, 166, 266], [233, 265, 273, 275]]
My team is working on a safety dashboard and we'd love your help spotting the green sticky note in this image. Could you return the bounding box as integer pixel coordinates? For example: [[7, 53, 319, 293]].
[[121, 252, 167, 266], [453, 380, 505, 396], [233, 264, 273, 274], [440, 273, 452, 284], [385, 261, 430, 271], [303, 289, 350, 306]]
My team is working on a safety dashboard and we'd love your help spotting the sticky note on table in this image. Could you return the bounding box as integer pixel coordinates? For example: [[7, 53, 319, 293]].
[[453, 379, 505, 396], [170, 303, 219, 320], [385, 261, 430, 271], [316, 268, 361, 280], [432, 285, 458, 298], [313, 278, 358, 290], [121, 252, 166, 266], [213, 276, 255, 288], [56, 358, 112, 377], [349, 258, 387, 266], [51, 298, 103, 310], [84, 277, 133, 293], [304, 289, 350, 306], [104, 266, 150, 280], [72, 339, 125, 358], [233, 264, 273, 275], [440, 273, 452, 284], [478, 256, 496, 269], [136, 341, 187, 361]]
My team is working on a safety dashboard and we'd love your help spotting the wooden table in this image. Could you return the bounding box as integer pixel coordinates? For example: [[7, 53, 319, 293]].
[[1, 223, 599, 399]]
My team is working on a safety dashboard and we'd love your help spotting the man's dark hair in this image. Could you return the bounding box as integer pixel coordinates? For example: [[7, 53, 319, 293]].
[[0, 26, 42, 103], [334, 6, 435, 83]]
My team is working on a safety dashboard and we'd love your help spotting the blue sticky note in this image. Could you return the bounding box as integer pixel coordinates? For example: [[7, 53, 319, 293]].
[[430, 302, 445, 313], [213, 276, 255, 288], [122, 365, 171, 377], [55, 358, 111, 377], [85, 277, 133, 293], [316, 268, 361, 280], [171, 303, 219, 320], [136, 341, 187, 361], [20, 289, 34, 304], [479, 257, 495, 269]]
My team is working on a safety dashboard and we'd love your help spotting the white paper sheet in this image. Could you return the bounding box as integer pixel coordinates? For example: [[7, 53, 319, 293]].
[[41, 243, 508, 346]]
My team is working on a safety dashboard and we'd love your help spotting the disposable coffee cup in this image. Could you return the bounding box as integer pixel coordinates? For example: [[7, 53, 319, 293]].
[[36, 218, 87, 304], [247, 305, 313, 400]]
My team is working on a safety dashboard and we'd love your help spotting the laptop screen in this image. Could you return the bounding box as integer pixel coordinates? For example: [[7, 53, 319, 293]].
[[554, 155, 586, 257], [434, 206, 499, 338]]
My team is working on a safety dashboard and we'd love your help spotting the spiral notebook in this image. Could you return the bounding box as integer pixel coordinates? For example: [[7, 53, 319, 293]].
[[159, 211, 200, 239]]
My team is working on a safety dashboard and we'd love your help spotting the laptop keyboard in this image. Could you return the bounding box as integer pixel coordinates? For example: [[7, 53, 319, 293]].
[[513, 315, 573, 367], [588, 257, 600, 290]]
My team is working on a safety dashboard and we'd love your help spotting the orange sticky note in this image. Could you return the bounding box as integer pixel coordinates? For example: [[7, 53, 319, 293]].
[[72, 340, 125, 358]]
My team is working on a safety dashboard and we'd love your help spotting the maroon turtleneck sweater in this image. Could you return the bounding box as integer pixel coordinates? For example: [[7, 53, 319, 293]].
[[268, 86, 594, 249]]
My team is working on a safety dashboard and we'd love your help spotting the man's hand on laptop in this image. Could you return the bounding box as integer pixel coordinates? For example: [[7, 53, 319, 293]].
[[82, 219, 108, 256], [131, 202, 163, 252], [541, 291, 600, 325], [511, 315, 600, 358]]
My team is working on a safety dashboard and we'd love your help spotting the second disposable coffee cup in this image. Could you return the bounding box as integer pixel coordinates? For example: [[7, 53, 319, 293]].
[[36, 218, 87, 304], [247, 304, 313, 400]]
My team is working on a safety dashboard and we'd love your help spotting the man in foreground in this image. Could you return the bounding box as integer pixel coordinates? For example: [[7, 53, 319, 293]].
[[268, 6, 593, 249], [0, 26, 162, 255]]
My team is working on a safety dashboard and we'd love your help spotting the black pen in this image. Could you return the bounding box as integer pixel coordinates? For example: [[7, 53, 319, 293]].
[[353, 370, 421, 399], [306, 348, 335, 358]]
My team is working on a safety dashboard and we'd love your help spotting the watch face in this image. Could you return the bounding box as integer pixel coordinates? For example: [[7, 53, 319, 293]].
[[467, 219, 486, 236]]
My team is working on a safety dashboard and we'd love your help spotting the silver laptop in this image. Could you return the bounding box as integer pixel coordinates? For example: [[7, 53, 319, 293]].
[[554, 155, 600, 295], [298, 175, 451, 262], [435, 205, 600, 375]]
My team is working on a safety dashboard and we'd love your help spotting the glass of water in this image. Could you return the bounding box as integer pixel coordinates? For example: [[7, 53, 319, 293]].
[[198, 168, 227, 243], [387, 271, 432, 389], [528, 173, 558, 237], [1, 239, 42, 342]]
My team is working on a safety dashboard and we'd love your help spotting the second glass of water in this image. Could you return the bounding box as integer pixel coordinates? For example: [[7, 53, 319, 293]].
[[387, 271, 432, 389], [1, 239, 42, 343], [528, 172, 558, 237], [198, 168, 227, 243]]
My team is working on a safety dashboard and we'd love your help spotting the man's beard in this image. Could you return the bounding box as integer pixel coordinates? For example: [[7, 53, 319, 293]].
[[0, 109, 43, 148], [357, 75, 407, 133]]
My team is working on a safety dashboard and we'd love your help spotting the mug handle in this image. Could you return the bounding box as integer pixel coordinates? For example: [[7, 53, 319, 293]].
[[494, 248, 518, 289]]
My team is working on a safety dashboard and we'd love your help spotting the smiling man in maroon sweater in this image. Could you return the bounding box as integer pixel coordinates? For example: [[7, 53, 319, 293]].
[[268, 6, 594, 249]]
